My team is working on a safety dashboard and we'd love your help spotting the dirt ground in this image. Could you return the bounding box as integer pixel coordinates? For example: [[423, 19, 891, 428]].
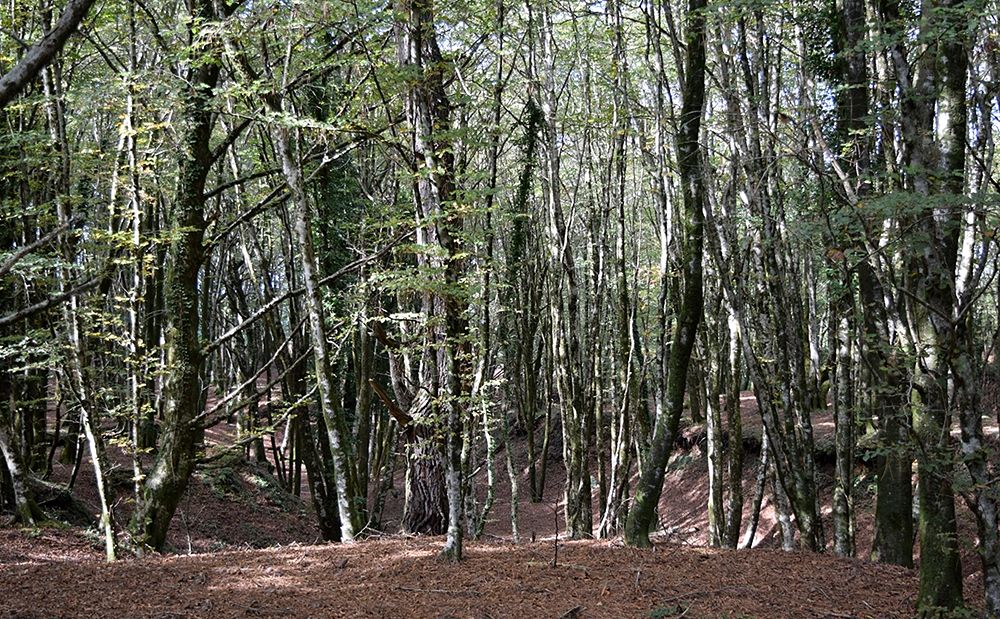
[[3, 389, 994, 617], [0, 536, 918, 618]]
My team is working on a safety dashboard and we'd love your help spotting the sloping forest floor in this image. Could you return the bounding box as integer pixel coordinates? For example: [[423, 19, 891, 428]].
[[1, 537, 917, 618], [2, 392, 995, 617]]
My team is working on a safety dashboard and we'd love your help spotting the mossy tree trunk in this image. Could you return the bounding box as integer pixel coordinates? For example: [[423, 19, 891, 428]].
[[130, 0, 220, 553], [877, 0, 971, 610], [624, 0, 707, 548], [395, 0, 469, 561]]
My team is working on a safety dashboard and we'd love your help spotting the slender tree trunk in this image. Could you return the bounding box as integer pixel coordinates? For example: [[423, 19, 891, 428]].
[[536, 3, 591, 540], [78, 403, 116, 561], [773, 462, 797, 551], [701, 323, 725, 547], [0, 403, 43, 525], [625, 0, 707, 548], [723, 305, 743, 549], [740, 430, 769, 549], [831, 301, 854, 557], [278, 124, 361, 541]]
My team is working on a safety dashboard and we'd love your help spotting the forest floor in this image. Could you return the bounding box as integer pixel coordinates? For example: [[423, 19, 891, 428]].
[[0, 536, 918, 618], [2, 391, 996, 617]]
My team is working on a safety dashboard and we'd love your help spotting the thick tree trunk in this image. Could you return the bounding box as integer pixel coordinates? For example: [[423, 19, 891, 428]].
[[395, 0, 468, 560], [861, 267, 912, 567], [130, 0, 220, 552], [402, 433, 447, 535]]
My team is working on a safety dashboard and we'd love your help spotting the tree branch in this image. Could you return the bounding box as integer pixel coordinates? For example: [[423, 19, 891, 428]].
[[201, 229, 411, 356], [0, 276, 99, 327], [0, 0, 98, 108]]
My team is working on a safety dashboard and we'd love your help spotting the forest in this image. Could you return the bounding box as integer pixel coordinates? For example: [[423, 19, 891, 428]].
[[1, 0, 999, 616]]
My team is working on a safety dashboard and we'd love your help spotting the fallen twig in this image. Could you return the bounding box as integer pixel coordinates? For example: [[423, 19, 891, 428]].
[[547, 502, 560, 567]]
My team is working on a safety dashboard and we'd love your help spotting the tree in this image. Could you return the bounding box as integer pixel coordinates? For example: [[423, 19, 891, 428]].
[[625, 0, 707, 548], [0, 0, 96, 108], [394, 0, 470, 560], [129, 0, 222, 552]]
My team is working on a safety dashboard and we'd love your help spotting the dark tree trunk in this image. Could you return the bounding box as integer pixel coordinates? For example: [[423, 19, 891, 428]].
[[402, 434, 448, 535], [394, 0, 468, 560], [625, 0, 707, 548], [130, 0, 220, 552]]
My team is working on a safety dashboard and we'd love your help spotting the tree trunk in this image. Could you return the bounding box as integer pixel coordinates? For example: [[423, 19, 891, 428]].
[[831, 301, 854, 557], [278, 123, 361, 541], [624, 0, 707, 548], [130, 0, 220, 552], [877, 0, 968, 608], [723, 305, 744, 549], [395, 0, 468, 560], [0, 403, 43, 525], [740, 430, 769, 549], [402, 431, 447, 535]]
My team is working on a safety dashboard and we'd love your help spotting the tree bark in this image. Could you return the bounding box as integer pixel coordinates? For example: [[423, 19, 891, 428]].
[[625, 0, 707, 548], [130, 0, 220, 552], [0, 0, 97, 109]]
